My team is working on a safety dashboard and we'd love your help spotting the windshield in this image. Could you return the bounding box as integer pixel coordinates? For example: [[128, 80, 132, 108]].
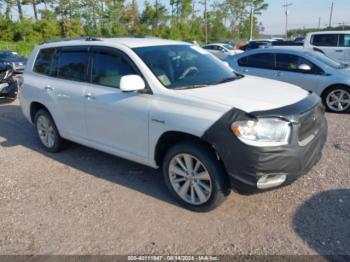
[[307, 51, 347, 69], [133, 45, 237, 89], [0, 51, 21, 59], [223, 44, 234, 50]]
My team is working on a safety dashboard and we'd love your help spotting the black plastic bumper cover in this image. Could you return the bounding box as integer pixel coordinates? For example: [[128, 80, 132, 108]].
[[202, 93, 328, 190]]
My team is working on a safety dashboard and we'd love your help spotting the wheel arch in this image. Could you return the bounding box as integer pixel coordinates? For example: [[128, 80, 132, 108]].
[[320, 84, 350, 99], [30, 101, 51, 123], [154, 131, 222, 168]]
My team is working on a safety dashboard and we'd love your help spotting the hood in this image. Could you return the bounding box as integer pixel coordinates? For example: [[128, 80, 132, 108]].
[[177, 76, 309, 113]]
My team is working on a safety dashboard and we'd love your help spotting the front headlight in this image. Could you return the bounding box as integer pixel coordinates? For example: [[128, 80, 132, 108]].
[[231, 118, 291, 147]]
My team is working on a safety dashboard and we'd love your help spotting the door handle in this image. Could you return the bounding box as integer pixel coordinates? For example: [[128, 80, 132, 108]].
[[84, 92, 95, 99], [276, 72, 282, 77], [335, 50, 344, 52], [242, 69, 249, 73], [44, 85, 54, 91]]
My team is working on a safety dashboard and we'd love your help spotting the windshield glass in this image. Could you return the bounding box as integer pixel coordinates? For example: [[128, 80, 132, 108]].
[[0, 51, 21, 59], [223, 44, 234, 50], [307, 51, 347, 69], [133, 45, 237, 89]]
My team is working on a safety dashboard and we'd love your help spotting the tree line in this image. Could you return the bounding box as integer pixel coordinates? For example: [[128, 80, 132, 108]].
[[0, 0, 268, 45]]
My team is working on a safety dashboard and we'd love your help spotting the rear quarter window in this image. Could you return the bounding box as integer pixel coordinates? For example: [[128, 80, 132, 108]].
[[33, 48, 56, 75]]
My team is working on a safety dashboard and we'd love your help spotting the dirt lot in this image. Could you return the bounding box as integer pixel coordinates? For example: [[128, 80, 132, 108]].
[[0, 99, 349, 256]]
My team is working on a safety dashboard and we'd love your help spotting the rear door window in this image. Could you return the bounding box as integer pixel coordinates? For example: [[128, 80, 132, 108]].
[[238, 53, 275, 69], [33, 48, 56, 75], [311, 34, 338, 47], [55, 48, 89, 82], [90, 48, 137, 88]]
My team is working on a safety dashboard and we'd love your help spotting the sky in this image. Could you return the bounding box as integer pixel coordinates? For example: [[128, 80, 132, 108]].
[[260, 0, 350, 35], [9, 0, 350, 36]]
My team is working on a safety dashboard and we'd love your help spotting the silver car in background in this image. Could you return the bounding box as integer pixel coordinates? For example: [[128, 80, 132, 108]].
[[202, 43, 243, 60], [226, 48, 350, 113]]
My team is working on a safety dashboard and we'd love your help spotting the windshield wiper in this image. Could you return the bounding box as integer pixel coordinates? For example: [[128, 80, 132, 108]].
[[173, 84, 209, 90], [214, 76, 237, 85]]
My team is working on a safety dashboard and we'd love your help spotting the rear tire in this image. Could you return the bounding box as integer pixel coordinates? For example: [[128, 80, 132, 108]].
[[162, 141, 230, 212], [322, 85, 350, 113], [34, 109, 66, 153]]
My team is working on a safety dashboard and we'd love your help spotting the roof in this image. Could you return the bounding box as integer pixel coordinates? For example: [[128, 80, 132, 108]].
[[307, 30, 350, 35], [39, 37, 188, 49], [238, 47, 311, 56]]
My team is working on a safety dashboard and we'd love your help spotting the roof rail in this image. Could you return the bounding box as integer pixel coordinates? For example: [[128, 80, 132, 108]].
[[42, 36, 102, 44]]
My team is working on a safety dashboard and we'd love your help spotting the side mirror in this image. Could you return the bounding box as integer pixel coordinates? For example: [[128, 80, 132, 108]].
[[120, 75, 145, 92], [298, 64, 312, 71]]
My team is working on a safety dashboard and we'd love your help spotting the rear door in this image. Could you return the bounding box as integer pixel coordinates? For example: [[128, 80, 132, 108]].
[[236, 53, 276, 79], [273, 53, 322, 92], [49, 46, 89, 139], [310, 34, 342, 61], [84, 47, 150, 159]]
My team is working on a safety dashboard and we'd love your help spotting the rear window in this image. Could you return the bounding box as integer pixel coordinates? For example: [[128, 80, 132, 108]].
[[238, 53, 275, 69], [33, 48, 56, 75], [311, 34, 338, 47], [56, 49, 89, 82]]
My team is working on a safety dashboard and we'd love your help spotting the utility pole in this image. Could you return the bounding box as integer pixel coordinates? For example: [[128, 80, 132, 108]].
[[329, 2, 334, 28], [318, 17, 321, 29], [204, 0, 208, 44], [282, 0, 293, 38], [249, 6, 255, 41]]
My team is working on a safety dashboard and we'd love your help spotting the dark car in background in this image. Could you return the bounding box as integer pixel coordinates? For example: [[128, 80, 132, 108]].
[[0, 50, 27, 73], [0, 62, 18, 101], [240, 40, 272, 51], [240, 39, 304, 51]]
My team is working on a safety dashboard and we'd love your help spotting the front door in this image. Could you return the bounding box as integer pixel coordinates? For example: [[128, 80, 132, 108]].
[[84, 47, 150, 159], [272, 53, 321, 92]]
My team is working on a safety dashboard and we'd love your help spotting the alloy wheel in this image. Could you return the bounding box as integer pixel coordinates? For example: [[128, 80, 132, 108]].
[[168, 153, 213, 205], [326, 89, 350, 112], [37, 115, 56, 148]]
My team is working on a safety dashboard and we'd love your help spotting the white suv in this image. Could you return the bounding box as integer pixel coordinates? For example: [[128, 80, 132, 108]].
[[19, 37, 327, 211]]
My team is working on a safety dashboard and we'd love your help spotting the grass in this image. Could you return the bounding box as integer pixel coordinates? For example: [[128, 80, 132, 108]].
[[0, 41, 37, 58]]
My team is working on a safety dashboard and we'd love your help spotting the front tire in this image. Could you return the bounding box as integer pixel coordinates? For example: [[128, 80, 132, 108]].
[[34, 109, 65, 153], [162, 141, 229, 212], [322, 86, 350, 113]]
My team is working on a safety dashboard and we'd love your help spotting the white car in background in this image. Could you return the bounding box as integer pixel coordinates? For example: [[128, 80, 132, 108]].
[[226, 47, 350, 113], [202, 43, 243, 60], [304, 31, 350, 64]]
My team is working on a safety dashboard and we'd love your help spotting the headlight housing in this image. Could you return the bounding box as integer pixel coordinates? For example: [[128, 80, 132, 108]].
[[231, 118, 291, 147]]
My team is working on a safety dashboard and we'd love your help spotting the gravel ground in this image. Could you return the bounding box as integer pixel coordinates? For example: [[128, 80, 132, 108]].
[[0, 99, 349, 256]]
